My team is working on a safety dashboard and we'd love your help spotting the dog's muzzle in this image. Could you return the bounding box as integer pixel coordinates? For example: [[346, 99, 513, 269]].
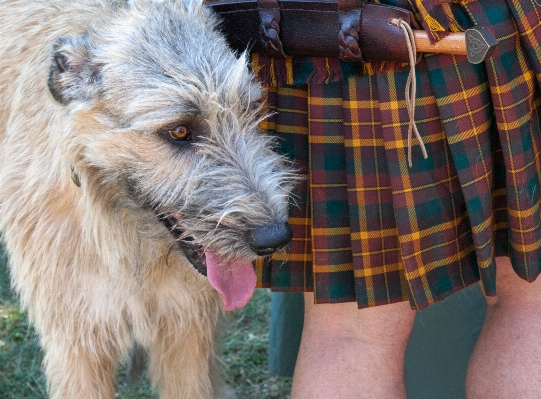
[[158, 215, 293, 311], [159, 215, 293, 275], [248, 222, 293, 256]]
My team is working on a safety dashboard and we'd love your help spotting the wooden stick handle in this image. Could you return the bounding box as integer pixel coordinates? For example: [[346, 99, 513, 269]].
[[414, 31, 467, 55]]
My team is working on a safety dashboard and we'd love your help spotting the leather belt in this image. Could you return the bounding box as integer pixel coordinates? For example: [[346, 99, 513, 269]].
[[206, 0, 416, 63]]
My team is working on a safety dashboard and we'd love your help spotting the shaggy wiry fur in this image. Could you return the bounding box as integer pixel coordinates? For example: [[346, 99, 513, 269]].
[[0, 0, 294, 398]]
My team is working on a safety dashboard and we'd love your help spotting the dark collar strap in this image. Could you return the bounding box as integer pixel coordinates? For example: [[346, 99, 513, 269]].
[[70, 165, 81, 187]]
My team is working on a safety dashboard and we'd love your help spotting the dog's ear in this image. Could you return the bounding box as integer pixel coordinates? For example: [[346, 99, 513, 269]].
[[48, 36, 101, 104]]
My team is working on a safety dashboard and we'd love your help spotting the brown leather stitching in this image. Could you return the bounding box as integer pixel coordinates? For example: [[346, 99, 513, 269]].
[[338, 0, 366, 62], [257, 0, 288, 57]]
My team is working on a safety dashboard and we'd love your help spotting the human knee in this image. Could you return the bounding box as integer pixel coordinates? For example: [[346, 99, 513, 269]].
[[490, 257, 541, 308], [303, 294, 415, 345]]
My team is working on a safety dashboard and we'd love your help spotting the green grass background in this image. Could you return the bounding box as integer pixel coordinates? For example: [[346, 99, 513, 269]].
[[0, 247, 292, 398]]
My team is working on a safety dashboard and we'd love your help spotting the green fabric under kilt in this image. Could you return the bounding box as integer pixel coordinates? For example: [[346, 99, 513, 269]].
[[254, 0, 541, 310]]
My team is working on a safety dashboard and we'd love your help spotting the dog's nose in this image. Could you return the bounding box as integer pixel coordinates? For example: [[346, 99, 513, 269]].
[[249, 223, 293, 256]]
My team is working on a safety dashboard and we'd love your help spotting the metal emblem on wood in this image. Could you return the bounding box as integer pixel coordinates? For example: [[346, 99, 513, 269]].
[[465, 26, 498, 64]]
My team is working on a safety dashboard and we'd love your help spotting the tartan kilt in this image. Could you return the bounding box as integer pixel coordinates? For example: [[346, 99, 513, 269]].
[[253, 0, 541, 310]]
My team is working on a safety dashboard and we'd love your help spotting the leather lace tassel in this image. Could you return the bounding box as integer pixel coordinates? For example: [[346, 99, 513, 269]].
[[390, 18, 428, 167]]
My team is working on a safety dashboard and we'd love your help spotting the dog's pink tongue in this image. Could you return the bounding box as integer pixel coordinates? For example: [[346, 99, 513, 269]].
[[205, 252, 257, 311]]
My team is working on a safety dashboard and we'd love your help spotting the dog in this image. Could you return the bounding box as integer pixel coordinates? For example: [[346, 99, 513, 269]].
[[0, 0, 294, 397]]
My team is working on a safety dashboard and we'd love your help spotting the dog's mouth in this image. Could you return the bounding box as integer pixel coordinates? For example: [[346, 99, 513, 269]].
[[159, 214, 208, 276], [158, 214, 257, 311]]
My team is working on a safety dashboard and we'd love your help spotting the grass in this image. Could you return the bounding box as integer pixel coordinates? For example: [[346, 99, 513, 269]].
[[0, 247, 292, 399], [220, 291, 292, 399]]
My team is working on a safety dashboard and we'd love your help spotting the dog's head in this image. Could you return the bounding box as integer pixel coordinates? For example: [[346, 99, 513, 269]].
[[47, 0, 296, 310]]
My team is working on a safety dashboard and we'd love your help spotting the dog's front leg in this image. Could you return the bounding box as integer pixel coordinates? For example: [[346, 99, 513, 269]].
[[40, 319, 128, 399], [146, 290, 225, 399]]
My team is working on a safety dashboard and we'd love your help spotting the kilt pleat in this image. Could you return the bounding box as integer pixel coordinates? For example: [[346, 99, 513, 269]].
[[254, 0, 541, 310]]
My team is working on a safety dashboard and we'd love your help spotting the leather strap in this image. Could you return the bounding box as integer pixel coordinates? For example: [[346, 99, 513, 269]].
[[206, 0, 415, 63], [338, 0, 366, 62], [257, 0, 288, 57]]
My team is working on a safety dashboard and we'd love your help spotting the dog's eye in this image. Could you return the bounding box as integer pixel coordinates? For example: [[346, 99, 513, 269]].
[[168, 125, 191, 141]]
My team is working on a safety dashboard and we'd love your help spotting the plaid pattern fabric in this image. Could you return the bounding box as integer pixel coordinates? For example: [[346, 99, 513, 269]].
[[254, 0, 541, 310]]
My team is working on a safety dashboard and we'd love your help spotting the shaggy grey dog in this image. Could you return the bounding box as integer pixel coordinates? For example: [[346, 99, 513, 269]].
[[0, 0, 294, 397]]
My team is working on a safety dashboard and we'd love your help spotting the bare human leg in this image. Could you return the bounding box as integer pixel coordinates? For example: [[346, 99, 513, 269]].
[[291, 293, 416, 399], [466, 257, 541, 399]]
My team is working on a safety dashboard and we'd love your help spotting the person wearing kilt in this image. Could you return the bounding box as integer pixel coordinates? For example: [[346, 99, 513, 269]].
[[221, 0, 541, 396]]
